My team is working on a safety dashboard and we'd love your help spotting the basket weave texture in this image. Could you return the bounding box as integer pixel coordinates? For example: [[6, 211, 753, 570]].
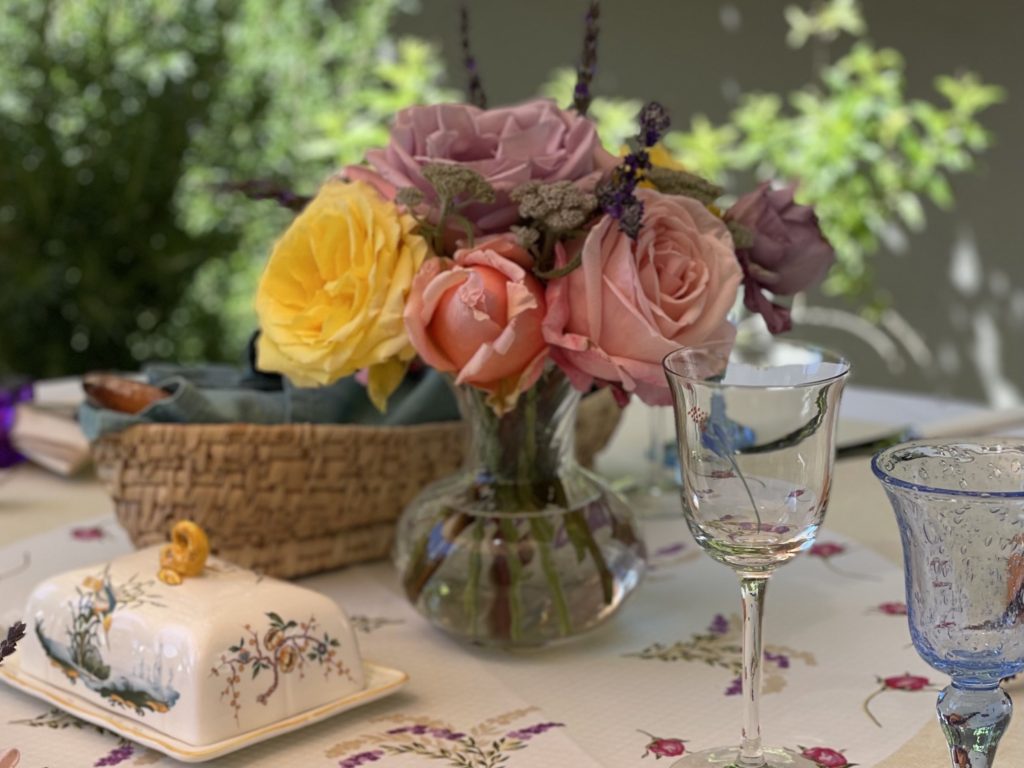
[[92, 390, 621, 579]]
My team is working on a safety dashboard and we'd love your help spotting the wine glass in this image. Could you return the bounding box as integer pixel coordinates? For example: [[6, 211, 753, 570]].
[[873, 440, 1024, 768], [663, 339, 849, 768]]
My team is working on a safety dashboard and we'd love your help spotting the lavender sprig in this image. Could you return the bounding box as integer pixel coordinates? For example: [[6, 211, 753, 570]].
[[0, 621, 26, 665], [597, 101, 671, 239], [572, 1, 600, 115], [460, 4, 487, 109]]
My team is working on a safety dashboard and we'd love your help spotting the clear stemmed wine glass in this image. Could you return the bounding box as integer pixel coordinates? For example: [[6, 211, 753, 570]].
[[873, 440, 1024, 768], [663, 339, 850, 768]]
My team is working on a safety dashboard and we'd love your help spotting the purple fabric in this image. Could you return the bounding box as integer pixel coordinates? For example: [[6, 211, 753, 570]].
[[0, 380, 33, 468]]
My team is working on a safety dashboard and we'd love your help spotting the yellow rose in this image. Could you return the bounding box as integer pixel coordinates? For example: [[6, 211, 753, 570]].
[[645, 143, 686, 171], [255, 181, 429, 410]]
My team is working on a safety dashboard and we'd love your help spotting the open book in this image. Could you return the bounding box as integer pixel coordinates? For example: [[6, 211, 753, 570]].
[[10, 402, 90, 476]]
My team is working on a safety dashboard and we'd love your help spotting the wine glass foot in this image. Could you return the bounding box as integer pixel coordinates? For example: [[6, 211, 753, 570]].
[[670, 746, 817, 768]]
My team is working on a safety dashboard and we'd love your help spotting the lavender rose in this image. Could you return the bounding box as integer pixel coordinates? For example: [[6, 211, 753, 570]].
[[726, 183, 835, 334], [345, 99, 617, 234]]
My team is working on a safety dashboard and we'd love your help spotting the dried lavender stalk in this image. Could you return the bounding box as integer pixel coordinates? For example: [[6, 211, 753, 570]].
[[218, 179, 311, 212], [572, 1, 601, 115], [0, 621, 26, 665], [460, 4, 487, 108]]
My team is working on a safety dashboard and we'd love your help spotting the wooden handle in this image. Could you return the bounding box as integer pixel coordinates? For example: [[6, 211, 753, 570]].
[[83, 374, 168, 414]]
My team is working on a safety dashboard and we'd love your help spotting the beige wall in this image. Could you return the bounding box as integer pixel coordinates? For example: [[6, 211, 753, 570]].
[[396, 0, 1021, 405]]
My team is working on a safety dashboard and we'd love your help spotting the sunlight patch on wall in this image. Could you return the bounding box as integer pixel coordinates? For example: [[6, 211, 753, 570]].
[[949, 226, 982, 296], [970, 310, 1022, 407]]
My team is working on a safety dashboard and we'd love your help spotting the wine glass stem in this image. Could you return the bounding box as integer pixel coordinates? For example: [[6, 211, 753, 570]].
[[738, 574, 769, 768], [937, 683, 1012, 768]]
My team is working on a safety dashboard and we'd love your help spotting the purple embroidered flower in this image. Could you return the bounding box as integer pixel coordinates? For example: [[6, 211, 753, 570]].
[[386, 724, 465, 741], [507, 721, 565, 740], [724, 676, 743, 696], [94, 743, 133, 767], [765, 651, 791, 669], [431, 728, 466, 741], [708, 614, 729, 635], [654, 542, 686, 558], [338, 750, 384, 768]]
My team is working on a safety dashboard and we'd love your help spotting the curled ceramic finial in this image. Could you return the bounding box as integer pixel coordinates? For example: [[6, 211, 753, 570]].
[[158, 521, 209, 586]]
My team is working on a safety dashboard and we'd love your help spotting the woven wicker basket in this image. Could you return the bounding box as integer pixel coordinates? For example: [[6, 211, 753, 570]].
[[92, 389, 622, 579]]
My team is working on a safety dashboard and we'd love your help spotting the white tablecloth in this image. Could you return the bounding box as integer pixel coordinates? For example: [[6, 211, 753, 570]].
[[0, 387, 1020, 767]]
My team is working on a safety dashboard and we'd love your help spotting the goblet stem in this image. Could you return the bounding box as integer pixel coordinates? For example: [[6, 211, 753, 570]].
[[738, 574, 769, 768], [937, 684, 1012, 768]]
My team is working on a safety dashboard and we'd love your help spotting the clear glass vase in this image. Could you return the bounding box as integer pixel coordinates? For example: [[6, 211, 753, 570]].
[[392, 369, 647, 648]]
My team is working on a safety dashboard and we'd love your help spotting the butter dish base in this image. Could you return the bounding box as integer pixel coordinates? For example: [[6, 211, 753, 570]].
[[0, 657, 407, 762]]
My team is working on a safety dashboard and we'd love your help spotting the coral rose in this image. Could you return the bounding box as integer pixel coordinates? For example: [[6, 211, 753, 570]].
[[255, 181, 428, 410], [345, 99, 617, 234], [404, 235, 547, 414], [544, 188, 742, 405]]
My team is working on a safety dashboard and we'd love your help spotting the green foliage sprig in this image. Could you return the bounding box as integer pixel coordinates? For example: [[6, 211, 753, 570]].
[[543, 0, 1004, 306], [510, 181, 598, 277], [398, 164, 496, 255]]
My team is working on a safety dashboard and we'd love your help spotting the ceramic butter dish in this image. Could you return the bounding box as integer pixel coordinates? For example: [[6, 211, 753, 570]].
[[18, 523, 368, 748]]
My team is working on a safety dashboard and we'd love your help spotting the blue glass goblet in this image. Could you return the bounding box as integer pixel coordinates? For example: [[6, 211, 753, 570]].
[[873, 440, 1024, 768]]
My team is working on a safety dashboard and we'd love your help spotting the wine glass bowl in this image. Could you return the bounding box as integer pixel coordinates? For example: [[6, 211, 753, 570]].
[[873, 440, 1024, 768], [664, 340, 849, 768]]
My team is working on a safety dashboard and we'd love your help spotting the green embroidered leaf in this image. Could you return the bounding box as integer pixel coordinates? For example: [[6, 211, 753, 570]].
[[266, 612, 284, 627]]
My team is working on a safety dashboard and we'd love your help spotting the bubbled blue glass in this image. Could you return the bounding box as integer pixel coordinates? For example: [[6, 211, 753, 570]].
[[873, 440, 1024, 768]]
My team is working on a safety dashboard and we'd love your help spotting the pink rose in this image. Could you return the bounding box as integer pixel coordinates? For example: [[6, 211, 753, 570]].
[[801, 746, 853, 767], [404, 235, 548, 414], [346, 99, 617, 234], [726, 183, 835, 334], [544, 189, 742, 406]]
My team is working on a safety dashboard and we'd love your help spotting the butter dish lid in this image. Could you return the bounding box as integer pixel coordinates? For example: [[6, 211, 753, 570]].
[[18, 521, 368, 748]]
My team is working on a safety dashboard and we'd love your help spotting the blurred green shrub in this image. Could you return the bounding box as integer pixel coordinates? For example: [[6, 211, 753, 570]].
[[0, 0, 453, 377]]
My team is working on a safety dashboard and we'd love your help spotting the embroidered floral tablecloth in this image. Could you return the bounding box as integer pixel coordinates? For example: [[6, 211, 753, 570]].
[[2, 496, 1008, 768]]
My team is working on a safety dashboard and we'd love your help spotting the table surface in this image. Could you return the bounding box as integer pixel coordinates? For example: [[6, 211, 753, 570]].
[[0, 385, 1020, 767]]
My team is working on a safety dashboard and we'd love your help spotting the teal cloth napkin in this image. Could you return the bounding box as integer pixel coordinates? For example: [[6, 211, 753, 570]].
[[79, 366, 461, 442]]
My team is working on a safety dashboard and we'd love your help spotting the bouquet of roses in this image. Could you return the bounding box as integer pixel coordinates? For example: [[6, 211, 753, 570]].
[[250, 2, 834, 644], [253, 16, 833, 415]]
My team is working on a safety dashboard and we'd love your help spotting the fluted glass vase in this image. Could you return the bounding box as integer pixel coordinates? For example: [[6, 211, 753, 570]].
[[393, 369, 646, 648]]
